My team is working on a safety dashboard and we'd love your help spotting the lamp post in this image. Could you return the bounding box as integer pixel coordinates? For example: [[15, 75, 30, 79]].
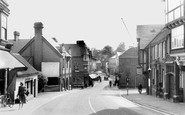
[[126, 76, 130, 95], [148, 67, 151, 95]]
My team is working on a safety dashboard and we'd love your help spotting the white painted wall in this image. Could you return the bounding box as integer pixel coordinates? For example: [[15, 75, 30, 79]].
[[15, 75, 38, 100], [41, 62, 60, 77]]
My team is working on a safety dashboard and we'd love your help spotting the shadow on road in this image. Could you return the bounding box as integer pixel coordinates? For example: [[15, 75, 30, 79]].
[[88, 107, 142, 115]]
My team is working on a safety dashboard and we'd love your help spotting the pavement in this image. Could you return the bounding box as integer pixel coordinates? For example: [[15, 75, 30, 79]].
[[120, 88, 185, 115], [0, 89, 81, 115]]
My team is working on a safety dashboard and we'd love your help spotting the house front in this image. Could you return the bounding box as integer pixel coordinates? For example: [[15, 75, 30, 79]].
[[63, 41, 92, 88], [164, 0, 185, 102], [119, 47, 140, 88], [13, 54, 39, 100], [11, 22, 69, 91]]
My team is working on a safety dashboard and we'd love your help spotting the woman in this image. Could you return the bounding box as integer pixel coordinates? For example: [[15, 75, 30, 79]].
[[17, 82, 26, 109]]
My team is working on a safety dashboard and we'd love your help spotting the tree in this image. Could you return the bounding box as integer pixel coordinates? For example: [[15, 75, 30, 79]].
[[91, 48, 101, 60], [38, 73, 48, 92], [116, 42, 125, 52], [101, 45, 114, 59]]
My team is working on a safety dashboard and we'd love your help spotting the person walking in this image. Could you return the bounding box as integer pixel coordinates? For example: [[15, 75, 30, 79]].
[[138, 83, 143, 94], [17, 82, 26, 109], [109, 80, 112, 88]]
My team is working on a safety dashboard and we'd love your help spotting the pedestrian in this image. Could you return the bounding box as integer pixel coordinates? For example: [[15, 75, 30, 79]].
[[109, 80, 112, 87], [137, 83, 143, 94], [17, 82, 26, 109]]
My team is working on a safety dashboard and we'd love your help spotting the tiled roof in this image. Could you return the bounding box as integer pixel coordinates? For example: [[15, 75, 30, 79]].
[[8, 39, 31, 53], [13, 53, 38, 76], [63, 44, 81, 57], [119, 47, 138, 59], [137, 25, 164, 49]]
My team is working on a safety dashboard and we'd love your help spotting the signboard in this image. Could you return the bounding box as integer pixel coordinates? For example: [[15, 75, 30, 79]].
[[137, 67, 143, 75], [41, 62, 60, 77]]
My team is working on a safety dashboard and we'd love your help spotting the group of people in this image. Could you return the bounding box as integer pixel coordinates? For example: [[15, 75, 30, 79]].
[[17, 82, 29, 109]]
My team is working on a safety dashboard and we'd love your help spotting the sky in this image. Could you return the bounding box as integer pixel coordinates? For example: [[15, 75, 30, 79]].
[[7, 0, 165, 50]]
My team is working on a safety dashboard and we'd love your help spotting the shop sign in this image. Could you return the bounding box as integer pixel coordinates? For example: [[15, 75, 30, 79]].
[[25, 77, 33, 82]]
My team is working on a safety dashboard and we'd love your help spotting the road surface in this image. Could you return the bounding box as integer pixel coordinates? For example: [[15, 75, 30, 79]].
[[31, 81, 167, 115]]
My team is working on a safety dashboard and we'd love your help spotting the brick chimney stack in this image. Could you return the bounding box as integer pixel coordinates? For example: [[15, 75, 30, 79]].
[[33, 22, 43, 71], [34, 22, 43, 37], [13, 31, 20, 41]]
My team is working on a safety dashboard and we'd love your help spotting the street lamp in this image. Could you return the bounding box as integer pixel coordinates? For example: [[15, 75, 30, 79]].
[[148, 67, 151, 95]]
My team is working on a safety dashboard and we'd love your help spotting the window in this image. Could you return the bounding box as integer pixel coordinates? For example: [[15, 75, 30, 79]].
[[162, 42, 166, 58], [1, 14, 7, 40], [171, 25, 184, 49], [180, 71, 184, 88], [159, 43, 162, 59], [165, 0, 184, 23], [155, 45, 158, 59]]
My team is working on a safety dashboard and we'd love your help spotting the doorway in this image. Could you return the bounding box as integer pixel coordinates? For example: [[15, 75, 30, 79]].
[[166, 73, 174, 98]]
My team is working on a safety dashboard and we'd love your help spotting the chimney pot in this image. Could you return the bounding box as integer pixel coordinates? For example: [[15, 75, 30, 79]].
[[13, 31, 20, 41], [34, 22, 43, 37]]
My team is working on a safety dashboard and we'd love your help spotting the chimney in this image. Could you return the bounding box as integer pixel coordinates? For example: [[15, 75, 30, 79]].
[[34, 22, 43, 37], [13, 31, 20, 41], [52, 37, 58, 43]]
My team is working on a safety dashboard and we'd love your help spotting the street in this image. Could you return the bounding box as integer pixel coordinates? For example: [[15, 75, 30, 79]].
[[30, 81, 166, 115]]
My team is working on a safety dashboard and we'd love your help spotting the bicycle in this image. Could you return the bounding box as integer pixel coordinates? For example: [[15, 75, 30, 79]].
[[1, 93, 14, 108]]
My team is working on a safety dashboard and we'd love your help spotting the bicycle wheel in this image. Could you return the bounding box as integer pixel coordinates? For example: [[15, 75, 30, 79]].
[[7, 98, 14, 108]]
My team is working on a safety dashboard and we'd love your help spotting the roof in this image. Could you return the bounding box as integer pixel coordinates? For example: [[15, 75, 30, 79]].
[[149, 27, 171, 47], [137, 24, 164, 49], [0, 50, 25, 69], [119, 47, 138, 59], [8, 39, 31, 53], [18, 36, 63, 58], [13, 53, 38, 76], [63, 44, 82, 57]]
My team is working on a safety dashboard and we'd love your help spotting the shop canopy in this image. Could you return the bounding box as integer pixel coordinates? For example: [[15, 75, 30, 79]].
[[0, 50, 25, 69]]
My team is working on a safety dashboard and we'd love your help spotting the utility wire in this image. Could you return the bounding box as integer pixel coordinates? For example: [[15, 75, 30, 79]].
[[121, 18, 134, 46]]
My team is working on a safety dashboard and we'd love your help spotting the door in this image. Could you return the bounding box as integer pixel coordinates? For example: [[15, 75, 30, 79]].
[[166, 74, 174, 98]]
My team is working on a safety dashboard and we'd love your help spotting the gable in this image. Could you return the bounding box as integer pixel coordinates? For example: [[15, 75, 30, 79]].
[[119, 47, 138, 59], [42, 41, 60, 62]]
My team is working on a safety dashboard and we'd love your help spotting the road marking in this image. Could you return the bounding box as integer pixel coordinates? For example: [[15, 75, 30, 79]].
[[88, 96, 96, 113]]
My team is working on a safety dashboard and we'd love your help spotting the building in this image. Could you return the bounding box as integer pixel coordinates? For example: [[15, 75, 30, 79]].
[[119, 47, 139, 88], [62, 41, 92, 88], [137, 24, 164, 94], [164, 0, 185, 102], [9, 22, 70, 91], [108, 52, 123, 75], [0, 0, 27, 103], [13, 54, 39, 99]]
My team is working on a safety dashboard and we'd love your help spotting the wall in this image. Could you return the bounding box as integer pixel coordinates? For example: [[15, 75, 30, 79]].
[[119, 58, 139, 88], [15, 75, 38, 100], [42, 42, 60, 62]]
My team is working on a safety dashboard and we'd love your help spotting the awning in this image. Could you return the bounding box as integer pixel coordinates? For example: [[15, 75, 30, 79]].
[[89, 74, 98, 79], [0, 50, 25, 69]]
